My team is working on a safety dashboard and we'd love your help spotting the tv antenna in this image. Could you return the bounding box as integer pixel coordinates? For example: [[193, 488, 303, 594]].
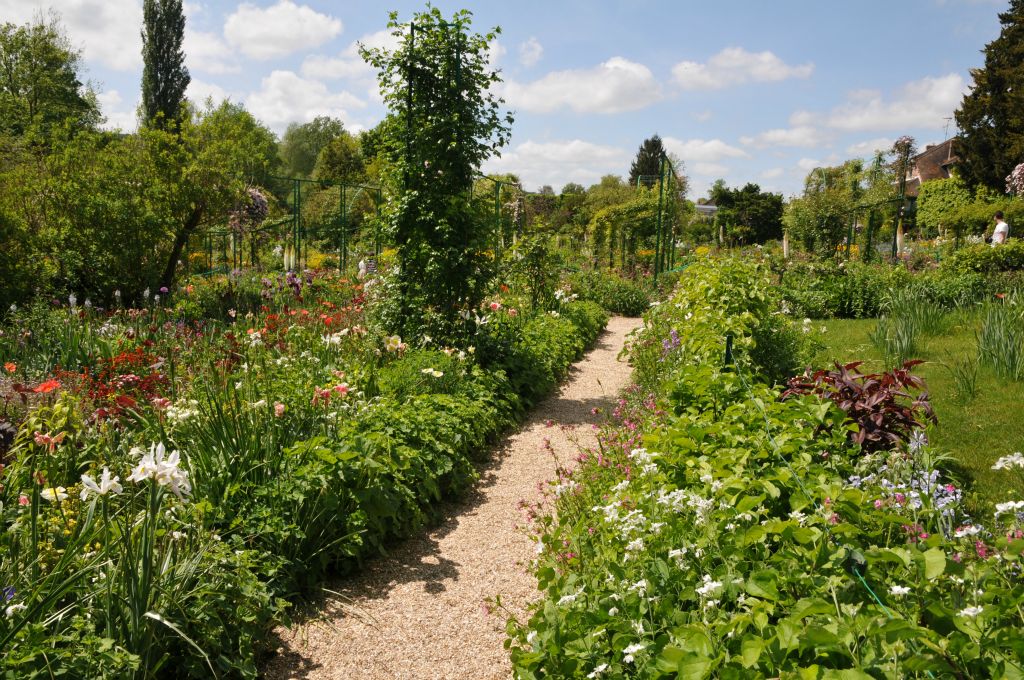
[[943, 116, 954, 140]]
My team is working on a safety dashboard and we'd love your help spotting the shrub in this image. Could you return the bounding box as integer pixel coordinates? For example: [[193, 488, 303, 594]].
[[567, 270, 651, 316], [942, 240, 1024, 275], [783, 360, 937, 454]]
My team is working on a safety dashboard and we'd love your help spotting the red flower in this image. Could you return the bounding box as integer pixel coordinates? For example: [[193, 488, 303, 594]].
[[33, 379, 61, 393], [3, 362, 15, 373]]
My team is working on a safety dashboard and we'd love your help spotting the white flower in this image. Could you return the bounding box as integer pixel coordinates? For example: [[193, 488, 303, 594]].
[[704, 599, 720, 610], [40, 487, 68, 503], [587, 663, 608, 679], [959, 606, 983, 618], [526, 630, 538, 645], [385, 335, 402, 352], [558, 590, 581, 606], [994, 500, 1024, 517], [5, 603, 27, 617], [625, 537, 645, 552], [908, 430, 928, 454], [889, 585, 911, 597], [421, 368, 444, 378], [171, 531, 186, 540], [954, 525, 982, 538], [993, 452, 1024, 470], [128, 442, 192, 500], [788, 510, 807, 525], [80, 467, 123, 501], [68, 293, 77, 308], [608, 607, 619, 617], [695, 574, 723, 597], [628, 579, 647, 593], [622, 642, 645, 663]]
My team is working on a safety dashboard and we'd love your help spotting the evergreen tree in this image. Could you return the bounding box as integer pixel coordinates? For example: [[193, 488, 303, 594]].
[[954, 0, 1024, 191], [628, 135, 665, 187], [141, 0, 189, 130]]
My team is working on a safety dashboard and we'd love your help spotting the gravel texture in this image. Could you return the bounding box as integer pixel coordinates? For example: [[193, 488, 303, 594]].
[[263, 316, 642, 680]]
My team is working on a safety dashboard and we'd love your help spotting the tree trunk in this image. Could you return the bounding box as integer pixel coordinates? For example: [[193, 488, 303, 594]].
[[160, 204, 204, 290]]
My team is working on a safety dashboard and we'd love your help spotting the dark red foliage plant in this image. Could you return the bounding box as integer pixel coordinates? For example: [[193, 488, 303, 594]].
[[782, 360, 937, 454]]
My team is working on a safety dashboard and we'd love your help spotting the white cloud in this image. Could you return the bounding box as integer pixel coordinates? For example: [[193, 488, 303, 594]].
[[797, 157, 823, 171], [825, 74, 967, 131], [97, 89, 138, 131], [185, 28, 238, 74], [483, 139, 629, 190], [672, 47, 813, 90], [301, 28, 402, 102], [692, 162, 729, 177], [245, 70, 366, 132], [740, 125, 829, 148], [502, 57, 662, 114], [760, 167, 785, 179], [663, 137, 748, 163], [187, 78, 229, 105], [0, 0, 143, 71], [488, 39, 506, 68], [225, 0, 342, 60], [518, 37, 543, 67], [692, 110, 713, 123], [846, 137, 894, 156]]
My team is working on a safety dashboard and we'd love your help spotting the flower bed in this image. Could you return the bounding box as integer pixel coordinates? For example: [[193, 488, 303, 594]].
[[510, 257, 1024, 678], [0, 270, 608, 677]]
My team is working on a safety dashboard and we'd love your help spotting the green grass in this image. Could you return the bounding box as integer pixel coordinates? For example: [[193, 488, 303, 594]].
[[814, 312, 1024, 507]]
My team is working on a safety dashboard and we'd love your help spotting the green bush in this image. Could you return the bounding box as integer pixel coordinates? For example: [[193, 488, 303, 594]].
[[941, 240, 1024, 275], [567, 270, 651, 316]]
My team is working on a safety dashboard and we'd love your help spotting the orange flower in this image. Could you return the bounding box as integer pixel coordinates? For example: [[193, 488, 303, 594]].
[[3, 362, 15, 373], [33, 379, 61, 393]]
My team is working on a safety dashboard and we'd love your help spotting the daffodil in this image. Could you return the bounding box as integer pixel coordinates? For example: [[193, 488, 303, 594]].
[[80, 467, 123, 501]]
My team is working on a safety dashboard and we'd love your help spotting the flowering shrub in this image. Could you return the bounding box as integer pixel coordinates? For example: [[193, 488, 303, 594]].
[[0, 267, 609, 677], [510, 257, 1024, 678]]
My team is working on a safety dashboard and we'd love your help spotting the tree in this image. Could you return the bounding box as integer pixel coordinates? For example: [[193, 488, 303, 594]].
[[629, 134, 665, 187], [916, 174, 972, 236], [141, 0, 190, 130], [313, 130, 364, 182], [362, 8, 512, 340], [707, 181, 784, 244], [954, 0, 1024, 191], [279, 116, 345, 178], [0, 16, 100, 139]]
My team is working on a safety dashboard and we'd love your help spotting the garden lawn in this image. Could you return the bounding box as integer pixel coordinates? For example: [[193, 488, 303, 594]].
[[814, 314, 1024, 506]]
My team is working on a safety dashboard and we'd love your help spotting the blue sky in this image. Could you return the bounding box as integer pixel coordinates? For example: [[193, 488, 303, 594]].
[[1, 0, 1007, 197]]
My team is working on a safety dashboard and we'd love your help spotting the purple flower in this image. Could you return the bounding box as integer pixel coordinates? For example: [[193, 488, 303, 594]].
[[1, 586, 13, 602], [159, 287, 169, 294]]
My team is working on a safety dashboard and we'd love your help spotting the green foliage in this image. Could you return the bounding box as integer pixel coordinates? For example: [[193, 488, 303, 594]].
[[942, 239, 1024, 274], [508, 235, 560, 312], [954, 0, 1024, 191], [977, 296, 1024, 380], [567, 270, 651, 317], [279, 116, 346, 178], [362, 8, 513, 341], [708, 180, 785, 244], [312, 129, 364, 182], [916, 175, 972, 235], [512, 258, 1024, 678], [141, 0, 189, 130], [0, 16, 101, 139]]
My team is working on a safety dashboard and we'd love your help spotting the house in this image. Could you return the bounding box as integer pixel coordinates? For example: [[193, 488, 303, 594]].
[[694, 203, 718, 221], [905, 138, 959, 197]]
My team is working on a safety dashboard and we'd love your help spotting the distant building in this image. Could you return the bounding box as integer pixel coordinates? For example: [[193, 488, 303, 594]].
[[905, 138, 959, 197], [694, 203, 718, 221]]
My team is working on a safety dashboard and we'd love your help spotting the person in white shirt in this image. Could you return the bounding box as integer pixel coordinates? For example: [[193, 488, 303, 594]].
[[992, 211, 1010, 246]]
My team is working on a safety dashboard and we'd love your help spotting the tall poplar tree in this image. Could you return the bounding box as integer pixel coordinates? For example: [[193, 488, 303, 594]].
[[141, 0, 189, 130], [628, 135, 665, 187], [954, 0, 1024, 191]]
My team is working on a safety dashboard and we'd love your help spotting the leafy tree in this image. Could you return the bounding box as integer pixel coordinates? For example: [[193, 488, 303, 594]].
[[954, 0, 1024, 191], [0, 16, 100, 139], [916, 174, 972, 236], [141, 0, 190, 130], [279, 116, 345, 178], [362, 7, 512, 339], [561, 182, 585, 195], [629, 134, 665, 187], [709, 182, 785, 244], [313, 130, 364, 182]]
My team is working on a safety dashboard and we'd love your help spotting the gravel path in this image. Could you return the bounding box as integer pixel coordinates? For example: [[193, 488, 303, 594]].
[[263, 316, 642, 680]]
